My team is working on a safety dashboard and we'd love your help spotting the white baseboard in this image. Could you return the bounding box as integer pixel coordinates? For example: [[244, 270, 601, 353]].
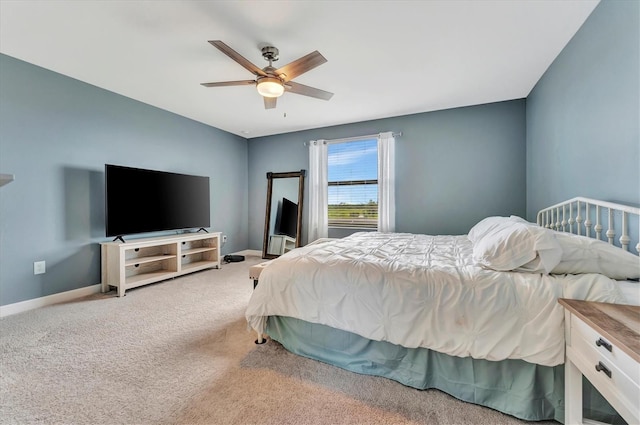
[[0, 284, 102, 318], [0, 252, 262, 318], [231, 249, 262, 257]]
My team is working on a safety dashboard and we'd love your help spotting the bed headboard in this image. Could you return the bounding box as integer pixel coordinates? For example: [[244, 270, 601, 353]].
[[537, 197, 640, 256]]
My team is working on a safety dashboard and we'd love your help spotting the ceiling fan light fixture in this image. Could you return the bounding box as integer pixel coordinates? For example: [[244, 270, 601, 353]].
[[256, 77, 284, 98]]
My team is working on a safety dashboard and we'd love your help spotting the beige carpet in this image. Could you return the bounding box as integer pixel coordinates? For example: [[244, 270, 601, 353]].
[[0, 254, 556, 425]]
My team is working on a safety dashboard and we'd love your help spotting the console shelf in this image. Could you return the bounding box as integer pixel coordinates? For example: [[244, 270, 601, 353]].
[[182, 247, 213, 255], [182, 260, 217, 273], [125, 254, 176, 267], [101, 232, 221, 297]]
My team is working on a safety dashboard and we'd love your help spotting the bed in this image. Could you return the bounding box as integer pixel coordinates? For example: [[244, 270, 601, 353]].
[[245, 197, 640, 422]]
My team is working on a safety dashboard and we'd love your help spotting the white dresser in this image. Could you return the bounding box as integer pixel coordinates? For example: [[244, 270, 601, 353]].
[[559, 299, 640, 425]]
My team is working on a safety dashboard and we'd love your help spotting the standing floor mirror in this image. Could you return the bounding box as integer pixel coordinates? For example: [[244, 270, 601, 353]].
[[262, 170, 305, 259]]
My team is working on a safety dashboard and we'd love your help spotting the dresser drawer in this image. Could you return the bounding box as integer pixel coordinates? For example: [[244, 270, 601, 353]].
[[570, 326, 639, 402], [571, 314, 640, 386]]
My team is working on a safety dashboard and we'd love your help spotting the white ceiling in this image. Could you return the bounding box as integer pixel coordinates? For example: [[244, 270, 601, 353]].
[[0, 0, 599, 139]]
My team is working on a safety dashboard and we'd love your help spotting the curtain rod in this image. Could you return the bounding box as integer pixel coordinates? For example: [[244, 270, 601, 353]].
[[304, 131, 402, 146]]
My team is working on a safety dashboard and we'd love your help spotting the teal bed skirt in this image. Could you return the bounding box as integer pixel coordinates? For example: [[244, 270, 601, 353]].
[[266, 316, 623, 423]]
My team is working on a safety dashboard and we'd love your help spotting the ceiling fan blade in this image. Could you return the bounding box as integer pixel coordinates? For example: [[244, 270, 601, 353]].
[[275, 51, 327, 82], [208, 40, 267, 77], [285, 81, 333, 101], [263, 96, 277, 109], [200, 80, 256, 88]]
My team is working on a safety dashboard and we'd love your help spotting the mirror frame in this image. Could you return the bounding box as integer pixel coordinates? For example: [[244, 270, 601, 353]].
[[262, 170, 306, 259]]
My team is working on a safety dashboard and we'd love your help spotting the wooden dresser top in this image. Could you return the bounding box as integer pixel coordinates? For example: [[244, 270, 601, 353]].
[[559, 299, 640, 364]]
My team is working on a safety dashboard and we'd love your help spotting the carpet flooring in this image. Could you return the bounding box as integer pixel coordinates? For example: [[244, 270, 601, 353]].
[[0, 254, 556, 424]]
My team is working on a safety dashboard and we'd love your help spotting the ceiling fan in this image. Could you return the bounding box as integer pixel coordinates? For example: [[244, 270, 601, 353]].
[[201, 40, 333, 109]]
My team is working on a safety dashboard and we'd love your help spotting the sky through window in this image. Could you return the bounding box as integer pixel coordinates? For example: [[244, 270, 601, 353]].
[[328, 139, 377, 205]]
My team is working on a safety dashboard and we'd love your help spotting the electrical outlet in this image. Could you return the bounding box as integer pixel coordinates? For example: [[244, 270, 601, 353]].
[[222, 235, 228, 243], [34, 261, 46, 275]]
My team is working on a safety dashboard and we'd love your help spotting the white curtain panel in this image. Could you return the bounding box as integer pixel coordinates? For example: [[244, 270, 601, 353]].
[[308, 140, 328, 241], [378, 132, 396, 232]]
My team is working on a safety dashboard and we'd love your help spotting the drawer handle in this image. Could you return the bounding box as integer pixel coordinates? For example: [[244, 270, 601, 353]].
[[595, 361, 612, 378], [595, 338, 612, 352]]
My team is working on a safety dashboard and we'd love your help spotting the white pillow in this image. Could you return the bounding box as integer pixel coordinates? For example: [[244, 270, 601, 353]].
[[551, 232, 640, 279], [472, 219, 562, 274], [467, 215, 528, 244], [514, 255, 555, 274]]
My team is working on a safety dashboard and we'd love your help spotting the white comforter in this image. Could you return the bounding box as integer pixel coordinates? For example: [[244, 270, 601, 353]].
[[246, 232, 624, 366]]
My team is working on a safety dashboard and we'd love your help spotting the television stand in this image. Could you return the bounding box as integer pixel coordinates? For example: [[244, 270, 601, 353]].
[[101, 232, 221, 297], [112, 235, 126, 243], [267, 234, 295, 256], [196, 227, 209, 233]]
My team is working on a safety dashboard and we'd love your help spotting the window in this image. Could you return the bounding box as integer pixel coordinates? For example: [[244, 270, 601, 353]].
[[327, 138, 378, 228], [308, 131, 394, 240]]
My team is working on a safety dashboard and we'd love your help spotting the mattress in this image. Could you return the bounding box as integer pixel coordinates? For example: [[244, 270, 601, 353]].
[[246, 232, 624, 366]]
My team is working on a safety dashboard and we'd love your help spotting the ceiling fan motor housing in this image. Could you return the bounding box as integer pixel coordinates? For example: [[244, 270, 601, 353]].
[[261, 46, 279, 62]]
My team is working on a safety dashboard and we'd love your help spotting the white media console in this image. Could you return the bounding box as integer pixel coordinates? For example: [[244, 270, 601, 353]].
[[101, 232, 221, 297]]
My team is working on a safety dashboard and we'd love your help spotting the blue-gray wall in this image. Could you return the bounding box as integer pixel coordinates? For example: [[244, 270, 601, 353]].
[[0, 54, 249, 306], [2, 0, 636, 306], [248, 99, 527, 250], [526, 0, 639, 218]]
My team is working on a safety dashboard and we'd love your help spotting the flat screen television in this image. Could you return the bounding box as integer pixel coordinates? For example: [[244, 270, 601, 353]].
[[105, 164, 210, 239], [275, 197, 298, 239]]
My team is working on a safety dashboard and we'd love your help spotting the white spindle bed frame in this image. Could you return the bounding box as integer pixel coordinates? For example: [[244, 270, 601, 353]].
[[537, 197, 640, 256]]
